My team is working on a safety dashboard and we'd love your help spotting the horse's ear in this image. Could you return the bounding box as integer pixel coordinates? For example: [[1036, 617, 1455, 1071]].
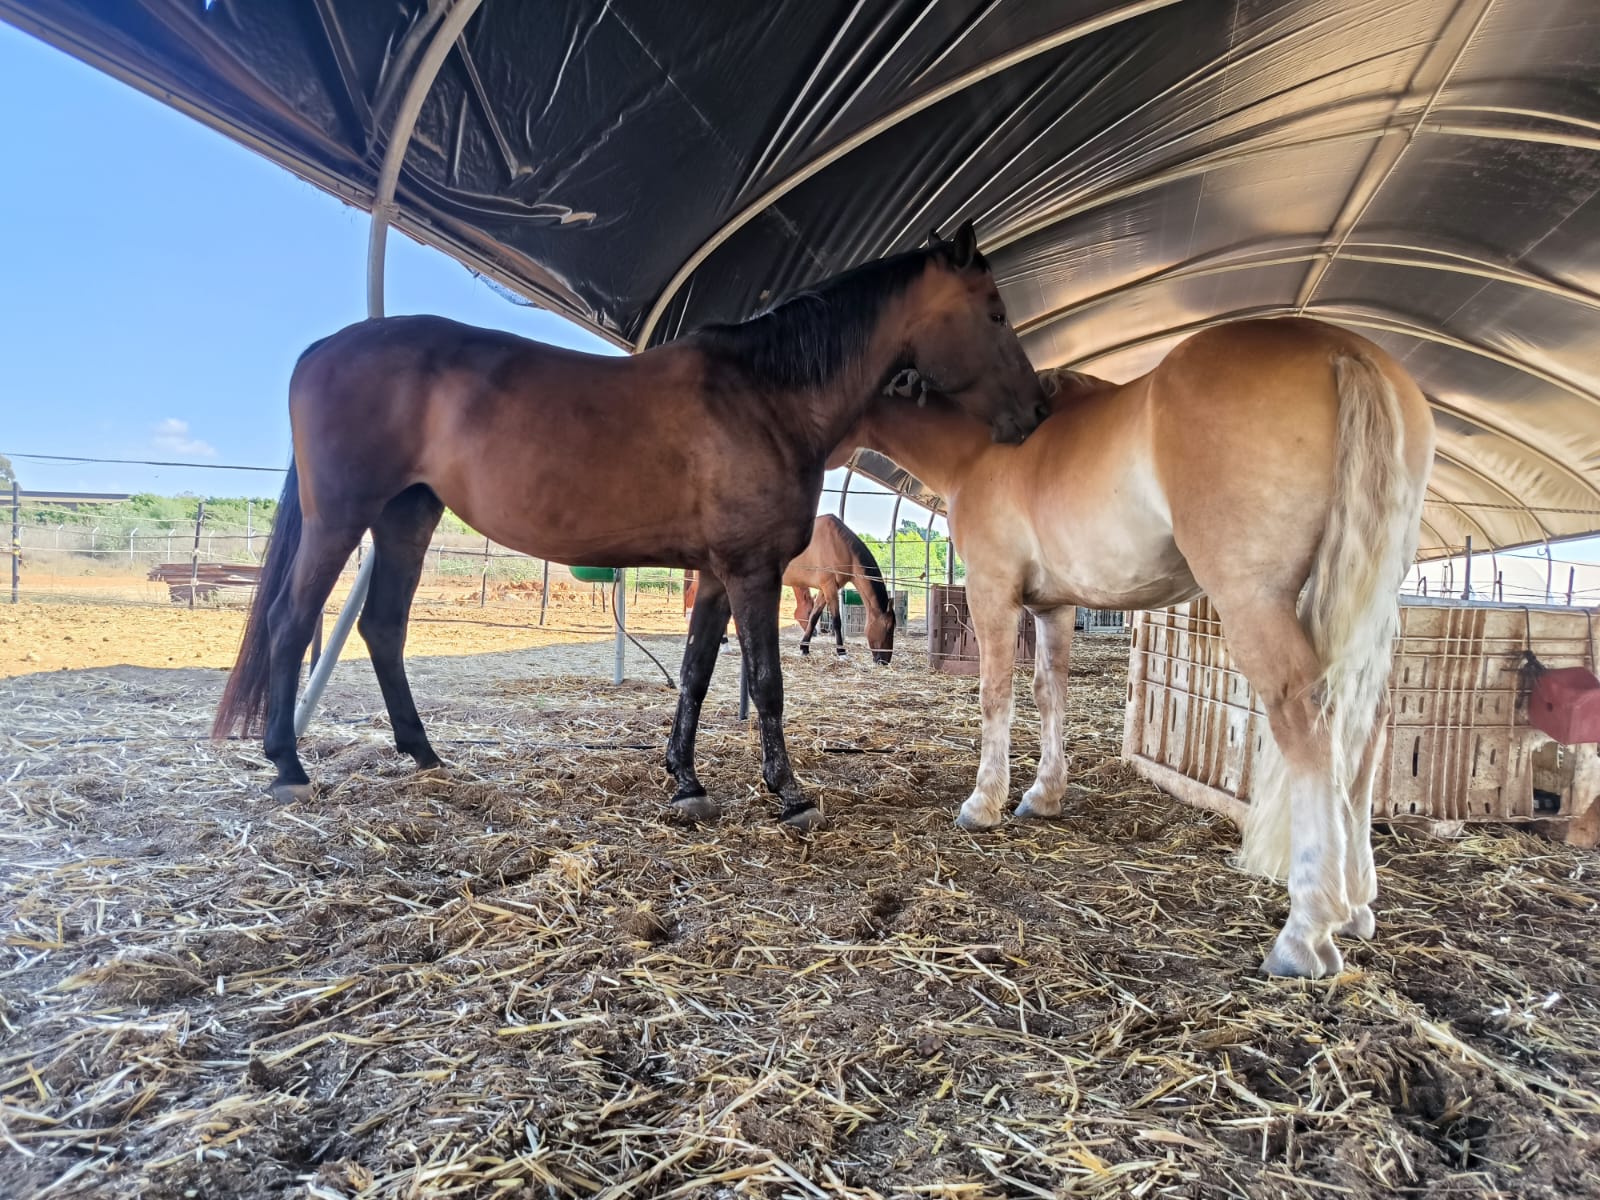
[[948, 219, 978, 268], [925, 227, 944, 250]]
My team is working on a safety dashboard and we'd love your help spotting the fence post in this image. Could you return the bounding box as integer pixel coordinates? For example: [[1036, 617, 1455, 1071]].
[[1461, 535, 1473, 601], [539, 560, 550, 626], [190, 502, 204, 610], [9, 481, 19, 604], [613, 569, 627, 685], [946, 537, 955, 586], [246, 498, 253, 559], [479, 535, 491, 606], [1495, 571, 1503, 603], [1568, 567, 1576, 607], [129, 527, 138, 568]]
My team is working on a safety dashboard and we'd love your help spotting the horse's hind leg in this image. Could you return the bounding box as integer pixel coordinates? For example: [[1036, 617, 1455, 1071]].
[[1339, 701, 1388, 940], [666, 570, 731, 822], [1213, 594, 1349, 977], [1017, 605, 1076, 820], [263, 516, 368, 801], [359, 485, 445, 771]]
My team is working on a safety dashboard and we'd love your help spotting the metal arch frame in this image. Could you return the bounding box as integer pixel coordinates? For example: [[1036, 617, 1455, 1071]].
[[1014, 237, 1600, 338], [632, 0, 1187, 347], [1291, 0, 1497, 313], [982, 106, 1600, 263], [1416, 510, 1451, 556], [294, 0, 485, 737], [1430, 447, 1557, 543], [1051, 304, 1600, 525]]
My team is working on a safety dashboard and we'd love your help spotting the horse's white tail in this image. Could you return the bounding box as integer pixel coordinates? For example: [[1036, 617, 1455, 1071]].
[[1239, 353, 1422, 879]]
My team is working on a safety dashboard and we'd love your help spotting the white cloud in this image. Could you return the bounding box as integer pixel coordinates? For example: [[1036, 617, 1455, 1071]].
[[151, 418, 217, 459]]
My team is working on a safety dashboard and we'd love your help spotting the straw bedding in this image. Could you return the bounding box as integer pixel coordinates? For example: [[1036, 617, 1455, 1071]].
[[2, 629, 1598, 1198]]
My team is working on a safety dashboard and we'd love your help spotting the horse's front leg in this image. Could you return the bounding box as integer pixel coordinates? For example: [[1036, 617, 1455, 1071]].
[[799, 601, 824, 656], [1017, 605, 1076, 819], [665, 570, 731, 823], [956, 583, 1022, 830], [725, 568, 824, 831]]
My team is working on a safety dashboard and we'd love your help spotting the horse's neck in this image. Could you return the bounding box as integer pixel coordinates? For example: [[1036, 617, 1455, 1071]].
[[855, 402, 983, 496]]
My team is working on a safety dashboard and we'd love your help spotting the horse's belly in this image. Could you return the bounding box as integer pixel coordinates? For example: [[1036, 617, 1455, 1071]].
[[1028, 522, 1196, 611]]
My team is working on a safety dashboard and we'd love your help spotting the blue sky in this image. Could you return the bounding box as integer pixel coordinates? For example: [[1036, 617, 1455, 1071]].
[[0, 21, 614, 500]]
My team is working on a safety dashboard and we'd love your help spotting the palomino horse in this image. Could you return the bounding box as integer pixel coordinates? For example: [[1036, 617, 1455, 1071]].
[[685, 515, 898, 663], [787, 515, 897, 664], [214, 223, 1047, 831], [838, 318, 1434, 975]]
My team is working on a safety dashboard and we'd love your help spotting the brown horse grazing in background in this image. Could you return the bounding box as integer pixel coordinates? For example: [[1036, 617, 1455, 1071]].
[[838, 318, 1434, 976], [213, 222, 1047, 832], [785, 515, 897, 664], [685, 515, 898, 664]]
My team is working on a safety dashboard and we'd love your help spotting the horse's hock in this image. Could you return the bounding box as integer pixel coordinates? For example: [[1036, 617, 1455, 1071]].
[[1123, 597, 1600, 846]]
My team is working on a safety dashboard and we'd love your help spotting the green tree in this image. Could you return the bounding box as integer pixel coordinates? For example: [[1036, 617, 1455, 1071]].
[[0, 453, 15, 490]]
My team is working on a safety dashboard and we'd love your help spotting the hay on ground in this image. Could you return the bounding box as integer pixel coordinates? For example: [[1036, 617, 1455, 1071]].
[[1, 628, 1598, 1199]]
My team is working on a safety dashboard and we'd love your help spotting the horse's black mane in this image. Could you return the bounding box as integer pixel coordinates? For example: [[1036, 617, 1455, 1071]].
[[694, 246, 983, 392], [830, 517, 891, 616]]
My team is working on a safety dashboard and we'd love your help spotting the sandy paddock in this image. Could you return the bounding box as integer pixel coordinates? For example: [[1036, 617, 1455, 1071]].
[[2, 602, 1599, 1199]]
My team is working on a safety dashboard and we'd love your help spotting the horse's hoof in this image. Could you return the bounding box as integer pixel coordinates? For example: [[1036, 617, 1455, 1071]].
[[799, 647, 810, 657], [670, 794, 722, 824], [1261, 929, 1342, 979], [781, 806, 828, 833], [1015, 792, 1063, 820], [269, 782, 312, 804], [1338, 905, 1376, 940], [955, 803, 1002, 832]]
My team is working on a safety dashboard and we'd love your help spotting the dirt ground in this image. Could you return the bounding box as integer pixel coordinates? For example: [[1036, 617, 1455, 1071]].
[[0, 585, 690, 677], [2, 605, 1599, 1199]]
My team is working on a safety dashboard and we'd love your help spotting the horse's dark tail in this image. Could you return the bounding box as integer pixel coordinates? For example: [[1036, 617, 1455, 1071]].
[[831, 517, 891, 616], [212, 458, 302, 739]]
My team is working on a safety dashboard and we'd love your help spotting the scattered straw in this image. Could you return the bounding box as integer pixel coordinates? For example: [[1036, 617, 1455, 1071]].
[[2, 626, 1599, 1198]]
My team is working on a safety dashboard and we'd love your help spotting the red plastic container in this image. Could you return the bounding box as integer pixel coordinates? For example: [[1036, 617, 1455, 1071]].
[[1529, 667, 1600, 745]]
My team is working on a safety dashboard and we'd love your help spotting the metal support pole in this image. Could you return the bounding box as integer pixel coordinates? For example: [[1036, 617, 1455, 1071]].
[[539, 560, 550, 625], [925, 508, 937, 654], [1567, 567, 1576, 607], [129, 528, 138, 567], [246, 498, 253, 559], [190, 502, 204, 611], [888, 494, 902, 606], [613, 570, 627, 684], [479, 535, 491, 606], [837, 467, 853, 519], [9, 482, 18, 605], [296, 0, 482, 736], [739, 656, 750, 721], [1461, 534, 1473, 601]]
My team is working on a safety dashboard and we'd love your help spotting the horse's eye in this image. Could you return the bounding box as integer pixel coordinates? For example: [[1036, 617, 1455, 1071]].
[[991, 313, 1006, 324]]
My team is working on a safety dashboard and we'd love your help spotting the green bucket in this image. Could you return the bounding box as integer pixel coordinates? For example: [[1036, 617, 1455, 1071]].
[[569, 566, 617, 583], [839, 587, 864, 606]]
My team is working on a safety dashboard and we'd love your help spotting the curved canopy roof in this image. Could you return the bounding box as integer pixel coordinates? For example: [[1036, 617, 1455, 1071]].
[[7, 0, 1599, 556]]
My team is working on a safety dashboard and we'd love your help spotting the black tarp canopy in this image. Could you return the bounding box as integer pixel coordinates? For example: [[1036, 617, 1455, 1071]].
[[6, 0, 1599, 556]]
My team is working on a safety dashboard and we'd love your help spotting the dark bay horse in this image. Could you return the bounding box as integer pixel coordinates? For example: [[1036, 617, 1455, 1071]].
[[838, 318, 1434, 975], [214, 222, 1046, 831], [786, 515, 897, 664]]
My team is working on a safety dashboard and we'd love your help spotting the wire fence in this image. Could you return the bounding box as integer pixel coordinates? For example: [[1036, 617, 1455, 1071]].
[[5, 497, 972, 631], [7, 491, 1594, 632]]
